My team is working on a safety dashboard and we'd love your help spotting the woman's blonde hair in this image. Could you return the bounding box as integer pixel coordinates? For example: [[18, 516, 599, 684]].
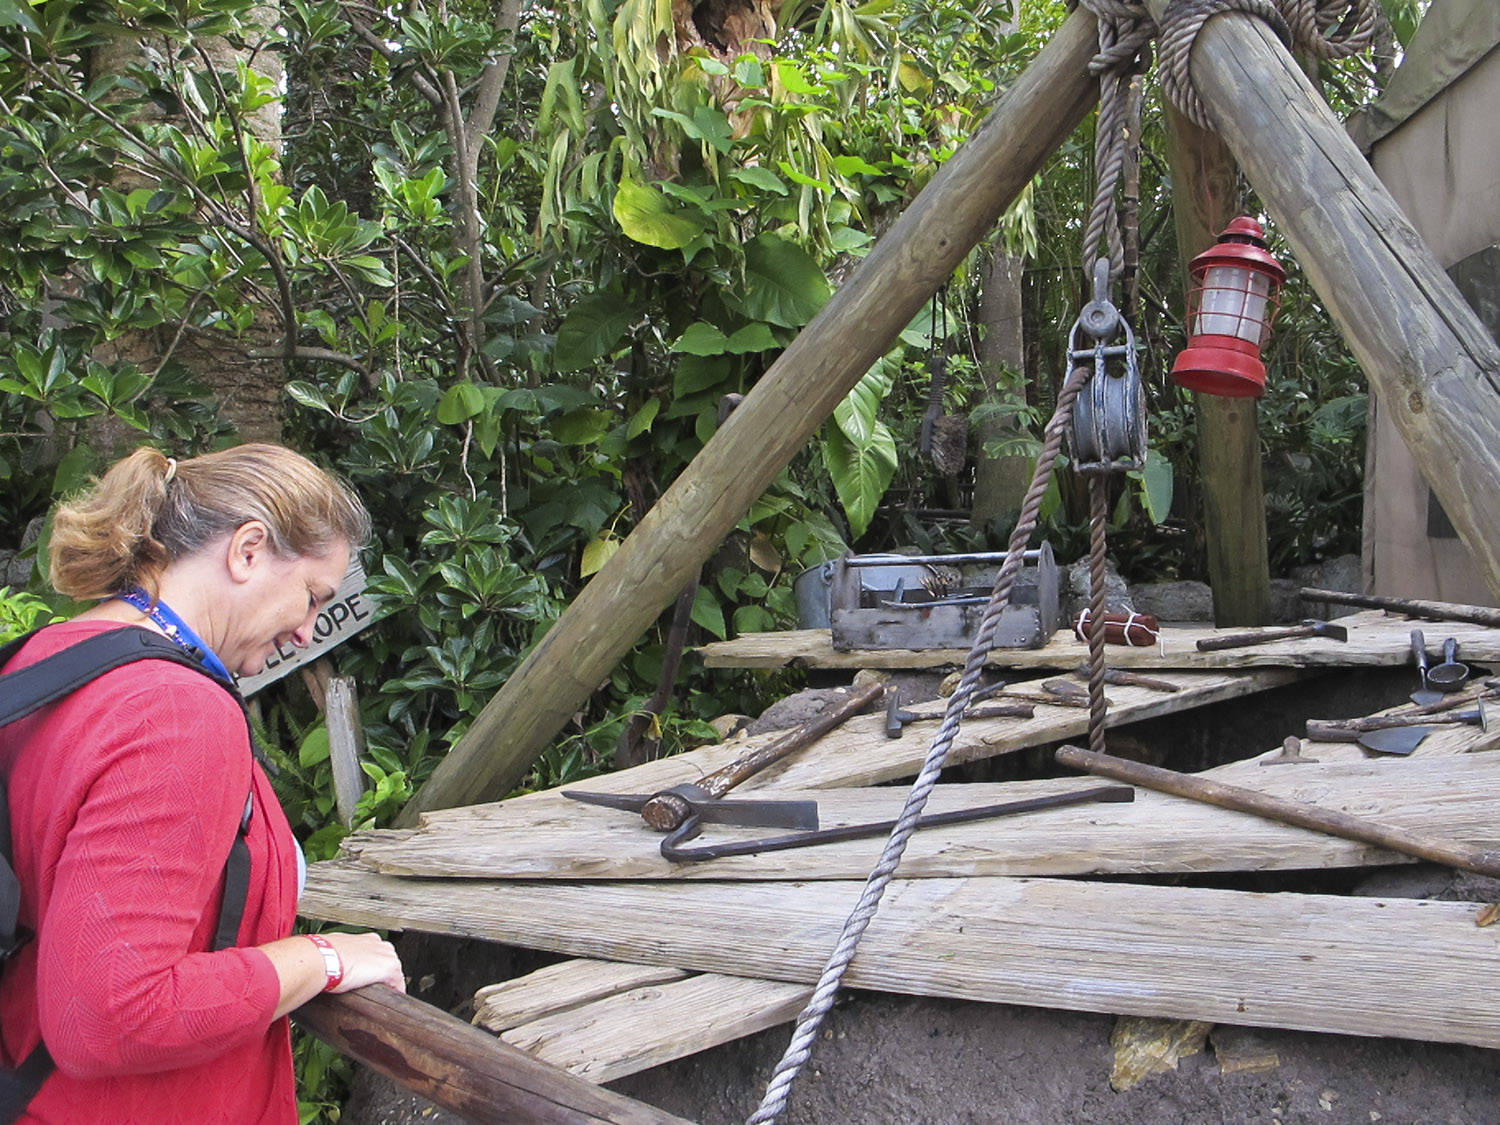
[[48, 443, 371, 600]]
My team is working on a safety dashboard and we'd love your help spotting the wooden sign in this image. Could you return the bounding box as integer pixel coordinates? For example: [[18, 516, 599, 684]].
[[238, 559, 373, 697]]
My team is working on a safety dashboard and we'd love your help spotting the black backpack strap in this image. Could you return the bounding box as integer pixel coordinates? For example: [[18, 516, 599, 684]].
[[211, 793, 254, 952], [0, 628, 233, 729], [0, 1041, 53, 1123]]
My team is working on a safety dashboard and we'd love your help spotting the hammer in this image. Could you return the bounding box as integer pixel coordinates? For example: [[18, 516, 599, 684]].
[[884, 688, 1034, 739], [1196, 620, 1349, 652]]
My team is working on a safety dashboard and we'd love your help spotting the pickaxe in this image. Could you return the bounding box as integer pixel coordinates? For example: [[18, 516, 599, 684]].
[[564, 679, 885, 831], [1303, 699, 1492, 742]]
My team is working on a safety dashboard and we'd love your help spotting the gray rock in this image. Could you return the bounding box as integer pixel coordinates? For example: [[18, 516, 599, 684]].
[[1268, 579, 1301, 623], [1293, 553, 1362, 594], [1127, 580, 1214, 624], [1061, 559, 1131, 627]]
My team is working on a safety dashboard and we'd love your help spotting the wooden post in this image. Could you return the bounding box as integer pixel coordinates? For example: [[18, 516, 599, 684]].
[[1162, 104, 1270, 626], [293, 986, 693, 1124], [325, 676, 367, 826], [1140, 2, 1500, 599], [395, 10, 1103, 824]]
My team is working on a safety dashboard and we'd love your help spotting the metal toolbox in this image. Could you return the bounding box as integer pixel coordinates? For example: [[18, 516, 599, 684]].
[[824, 543, 1059, 651]]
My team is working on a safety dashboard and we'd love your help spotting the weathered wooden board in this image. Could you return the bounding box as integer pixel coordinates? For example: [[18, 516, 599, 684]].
[[474, 960, 690, 1030], [302, 864, 1500, 1050], [437, 686, 1498, 1082], [699, 613, 1500, 671], [497, 972, 811, 1085], [345, 748, 1500, 882]]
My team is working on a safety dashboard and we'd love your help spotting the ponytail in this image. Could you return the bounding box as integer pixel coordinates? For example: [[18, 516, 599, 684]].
[[49, 448, 174, 600]]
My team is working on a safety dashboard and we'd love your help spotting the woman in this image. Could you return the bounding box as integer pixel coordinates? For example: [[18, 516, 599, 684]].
[[0, 443, 405, 1123]]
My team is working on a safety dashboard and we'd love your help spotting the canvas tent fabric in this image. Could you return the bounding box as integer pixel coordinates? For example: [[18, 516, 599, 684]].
[[1352, 1, 1500, 604]]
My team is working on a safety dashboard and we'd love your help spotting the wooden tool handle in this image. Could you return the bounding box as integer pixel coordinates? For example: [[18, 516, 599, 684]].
[[1195, 626, 1311, 652], [1302, 588, 1500, 629], [1305, 708, 1478, 740], [1055, 744, 1500, 879], [701, 679, 886, 798]]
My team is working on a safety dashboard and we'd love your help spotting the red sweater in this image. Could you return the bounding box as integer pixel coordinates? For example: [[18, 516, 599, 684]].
[[0, 621, 297, 1124]]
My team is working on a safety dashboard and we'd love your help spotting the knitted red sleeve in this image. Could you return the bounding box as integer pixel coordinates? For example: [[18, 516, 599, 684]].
[[34, 674, 283, 1078]]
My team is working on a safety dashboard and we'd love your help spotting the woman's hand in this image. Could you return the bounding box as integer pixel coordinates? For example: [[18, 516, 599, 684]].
[[320, 931, 406, 994], [261, 930, 406, 1019]]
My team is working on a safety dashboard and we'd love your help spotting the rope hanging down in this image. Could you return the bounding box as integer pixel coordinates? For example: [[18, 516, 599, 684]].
[[745, 2, 1375, 1121]]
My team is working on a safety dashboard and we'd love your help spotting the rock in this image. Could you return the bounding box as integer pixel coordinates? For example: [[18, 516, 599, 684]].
[[1062, 559, 1131, 625], [1126, 580, 1214, 624], [1294, 553, 1362, 594], [1268, 580, 1301, 623]]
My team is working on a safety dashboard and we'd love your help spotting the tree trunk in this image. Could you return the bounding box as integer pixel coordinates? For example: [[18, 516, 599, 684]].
[[971, 245, 1033, 531], [1163, 105, 1271, 626], [90, 9, 287, 447]]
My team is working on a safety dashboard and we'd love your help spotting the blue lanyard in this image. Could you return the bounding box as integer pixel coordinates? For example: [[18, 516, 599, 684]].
[[117, 587, 235, 684]]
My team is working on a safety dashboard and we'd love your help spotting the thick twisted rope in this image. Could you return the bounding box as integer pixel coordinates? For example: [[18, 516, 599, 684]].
[[1076, 0, 1377, 128]]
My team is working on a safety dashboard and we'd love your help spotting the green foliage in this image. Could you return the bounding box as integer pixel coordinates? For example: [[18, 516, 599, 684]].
[[0, 586, 63, 642]]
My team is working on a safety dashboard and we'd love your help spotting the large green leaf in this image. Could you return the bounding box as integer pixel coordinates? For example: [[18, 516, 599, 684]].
[[1137, 448, 1174, 525], [833, 353, 898, 446], [0, 0, 40, 33], [737, 235, 831, 328], [824, 420, 896, 540], [824, 354, 898, 538], [672, 322, 730, 356], [673, 354, 731, 397], [554, 291, 635, 371], [436, 381, 485, 424], [612, 175, 706, 250]]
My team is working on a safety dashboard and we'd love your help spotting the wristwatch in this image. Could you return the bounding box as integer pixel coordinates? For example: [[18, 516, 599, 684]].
[[304, 934, 345, 992]]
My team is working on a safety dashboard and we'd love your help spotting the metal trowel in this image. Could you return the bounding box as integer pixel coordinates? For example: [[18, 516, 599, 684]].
[[1356, 725, 1433, 756], [1410, 629, 1441, 705]]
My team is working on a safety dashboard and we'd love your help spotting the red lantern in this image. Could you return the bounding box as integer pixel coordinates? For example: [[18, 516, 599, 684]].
[[1170, 217, 1286, 398]]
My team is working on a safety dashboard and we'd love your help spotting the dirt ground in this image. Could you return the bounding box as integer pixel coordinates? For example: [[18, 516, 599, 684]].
[[338, 665, 1500, 1125]]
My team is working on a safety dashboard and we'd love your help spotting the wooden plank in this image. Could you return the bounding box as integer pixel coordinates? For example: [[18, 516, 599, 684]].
[[500, 974, 811, 1086], [344, 748, 1500, 881], [292, 986, 695, 1125], [474, 960, 690, 1031], [1140, 0, 1500, 597], [300, 866, 1500, 1050], [396, 11, 1105, 824], [698, 613, 1500, 670]]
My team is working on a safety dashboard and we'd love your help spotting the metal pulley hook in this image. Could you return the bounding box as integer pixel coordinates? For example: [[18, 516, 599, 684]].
[[1068, 258, 1147, 473]]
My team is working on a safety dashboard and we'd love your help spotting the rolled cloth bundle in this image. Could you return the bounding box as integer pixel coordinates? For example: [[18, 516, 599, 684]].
[[1073, 609, 1160, 646]]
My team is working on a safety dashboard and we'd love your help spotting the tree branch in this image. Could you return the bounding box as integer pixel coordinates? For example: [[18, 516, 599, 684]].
[[461, 0, 522, 158], [344, 11, 443, 108]]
